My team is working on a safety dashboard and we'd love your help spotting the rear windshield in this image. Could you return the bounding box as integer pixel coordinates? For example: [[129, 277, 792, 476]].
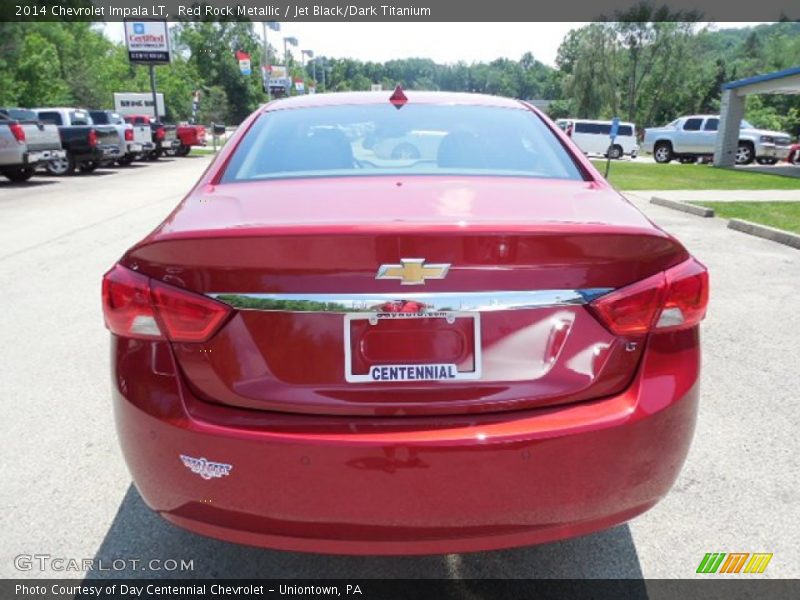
[[89, 111, 110, 124], [2, 108, 38, 121], [221, 104, 584, 183]]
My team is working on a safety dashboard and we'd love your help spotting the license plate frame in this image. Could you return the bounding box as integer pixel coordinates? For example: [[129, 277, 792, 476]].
[[344, 311, 482, 383]]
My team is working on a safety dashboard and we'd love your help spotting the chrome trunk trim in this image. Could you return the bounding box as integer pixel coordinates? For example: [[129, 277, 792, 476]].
[[209, 289, 613, 314]]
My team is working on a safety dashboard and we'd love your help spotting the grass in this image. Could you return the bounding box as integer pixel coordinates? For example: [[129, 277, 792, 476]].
[[189, 147, 219, 156], [688, 201, 800, 234], [591, 160, 800, 191]]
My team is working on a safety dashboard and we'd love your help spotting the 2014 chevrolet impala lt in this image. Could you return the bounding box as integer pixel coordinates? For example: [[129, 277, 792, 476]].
[[103, 90, 708, 554]]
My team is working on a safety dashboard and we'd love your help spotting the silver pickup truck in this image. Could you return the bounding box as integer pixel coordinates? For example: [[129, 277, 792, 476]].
[[88, 110, 153, 166], [0, 108, 65, 182], [642, 115, 793, 165]]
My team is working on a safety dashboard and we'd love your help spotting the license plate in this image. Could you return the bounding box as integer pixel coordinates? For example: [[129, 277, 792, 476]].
[[344, 311, 481, 383]]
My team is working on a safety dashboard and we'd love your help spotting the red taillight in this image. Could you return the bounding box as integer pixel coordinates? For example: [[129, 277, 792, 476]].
[[156, 126, 165, 140], [589, 258, 709, 335], [124, 128, 134, 141], [9, 122, 26, 143], [88, 129, 97, 147], [150, 281, 231, 343], [566, 124, 573, 138], [102, 266, 160, 340], [102, 265, 231, 343], [656, 258, 709, 331]]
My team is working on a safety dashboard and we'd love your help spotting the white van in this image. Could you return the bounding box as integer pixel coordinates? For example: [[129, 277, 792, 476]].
[[556, 119, 639, 159]]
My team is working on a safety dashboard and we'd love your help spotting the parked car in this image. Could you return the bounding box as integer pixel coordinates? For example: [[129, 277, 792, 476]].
[[174, 123, 207, 156], [103, 91, 709, 555], [556, 118, 639, 159], [0, 108, 65, 182], [642, 115, 792, 165], [32, 107, 121, 175], [122, 114, 179, 160], [88, 110, 153, 166]]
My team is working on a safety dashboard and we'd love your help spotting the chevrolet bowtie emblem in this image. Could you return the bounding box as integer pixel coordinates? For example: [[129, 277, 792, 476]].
[[376, 259, 451, 285]]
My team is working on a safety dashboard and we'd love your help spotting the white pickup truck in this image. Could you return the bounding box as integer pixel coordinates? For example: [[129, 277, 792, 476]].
[[88, 110, 153, 166], [642, 115, 792, 165]]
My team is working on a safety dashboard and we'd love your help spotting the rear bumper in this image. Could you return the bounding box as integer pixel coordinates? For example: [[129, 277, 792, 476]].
[[25, 149, 65, 165], [112, 329, 700, 555]]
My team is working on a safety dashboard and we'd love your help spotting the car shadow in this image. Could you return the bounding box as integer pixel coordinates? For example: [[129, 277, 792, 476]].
[[86, 485, 646, 585], [0, 179, 59, 189]]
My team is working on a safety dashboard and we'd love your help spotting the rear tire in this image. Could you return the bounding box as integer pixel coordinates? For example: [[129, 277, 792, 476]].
[[176, 144, 191, 157], [607, 144, 623, 160], [756, 157, 778, 166], [46, 154, 75, 176], [735, 142, 755, 165], [3, 167, 36, 182], [117, 155, 135, 166], [678, 156, 698, 164], [78, 161, 97, 174], [654, 142, 673, 164], [147, 150, 162, 161]]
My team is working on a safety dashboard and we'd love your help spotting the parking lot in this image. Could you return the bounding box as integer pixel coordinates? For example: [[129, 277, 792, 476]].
[[1, 157, 798, 580]]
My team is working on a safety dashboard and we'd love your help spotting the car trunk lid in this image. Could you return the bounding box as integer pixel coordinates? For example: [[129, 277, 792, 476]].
[[124, 177, 688, 416]]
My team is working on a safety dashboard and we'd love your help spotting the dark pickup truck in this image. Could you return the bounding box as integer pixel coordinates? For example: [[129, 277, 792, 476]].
[[32, 107, 122, 175], [123, 114, 180, 160]]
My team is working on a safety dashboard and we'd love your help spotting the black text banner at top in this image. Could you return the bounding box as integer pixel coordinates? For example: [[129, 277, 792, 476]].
[[3, 0, 800, 22]]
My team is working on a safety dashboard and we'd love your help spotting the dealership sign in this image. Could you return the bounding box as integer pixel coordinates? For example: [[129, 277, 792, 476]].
[[113, 92, 165, 118], [124, 20, 171, 64]]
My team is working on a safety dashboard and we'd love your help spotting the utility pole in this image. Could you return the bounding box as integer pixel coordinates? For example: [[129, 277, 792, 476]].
[[149, 64, 159, 122]]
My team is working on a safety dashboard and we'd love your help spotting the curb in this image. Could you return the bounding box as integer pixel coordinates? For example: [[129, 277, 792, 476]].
[[727, 219, 800, 250], [650, 197, 715, 218]]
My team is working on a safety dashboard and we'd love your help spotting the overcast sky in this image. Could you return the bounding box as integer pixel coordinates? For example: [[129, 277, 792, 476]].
[[104, 22, 767, 67]]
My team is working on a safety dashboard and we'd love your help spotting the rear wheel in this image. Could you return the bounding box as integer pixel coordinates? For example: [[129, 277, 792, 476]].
[[46, 154, 75, 176], [117, 155, 135, 166], [678, 156, 697, 164], [176, 144, 191, 156], [78, 161, 97, 174], [756, 157, 778, 166], [653, 142, 673, 164], [3, 167, 36, 182], [607, 145, 623, 160], [735, 143, 755, 165], [148, 149, 162, 161]]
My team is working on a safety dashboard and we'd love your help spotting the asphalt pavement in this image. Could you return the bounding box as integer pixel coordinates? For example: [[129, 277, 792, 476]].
[[1, 158, 798, 580]]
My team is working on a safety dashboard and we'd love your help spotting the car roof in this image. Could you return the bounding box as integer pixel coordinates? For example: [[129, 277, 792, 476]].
[[263, 91, 526, 112]]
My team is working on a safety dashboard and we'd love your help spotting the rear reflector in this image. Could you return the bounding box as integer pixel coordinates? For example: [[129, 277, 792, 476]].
[[102, 265, 231, 343], [589, 258, 708, 335]]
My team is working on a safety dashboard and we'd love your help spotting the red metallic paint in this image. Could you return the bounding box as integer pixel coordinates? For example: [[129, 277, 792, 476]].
[[108, 92, 705, 554]]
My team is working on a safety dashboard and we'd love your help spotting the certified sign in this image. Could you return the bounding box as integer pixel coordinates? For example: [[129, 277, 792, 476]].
[[124, 20, 171, 64]]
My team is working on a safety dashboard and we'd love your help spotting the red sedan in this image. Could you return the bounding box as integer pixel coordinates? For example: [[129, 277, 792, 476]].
[[102, 91, 708, 555]]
